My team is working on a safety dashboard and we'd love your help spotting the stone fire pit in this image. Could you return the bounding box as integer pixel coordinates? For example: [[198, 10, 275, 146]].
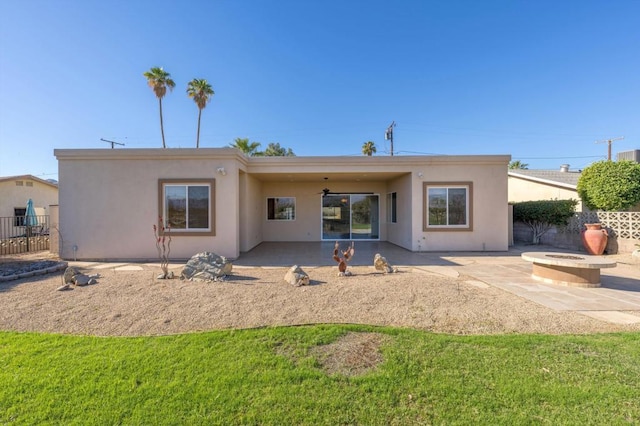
[[521, 252, 617, 288]]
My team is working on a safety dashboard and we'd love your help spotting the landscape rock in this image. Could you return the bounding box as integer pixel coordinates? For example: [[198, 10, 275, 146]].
[[63, 266, 80, 284], [374, 253, 397, 274], [284, 265, 310, 286], [157, 271, 175, 280], [181, 252, 233, 282], [73, 274, 91, 286], [56, 284, 71, 291], [72, 273, 100, 286]]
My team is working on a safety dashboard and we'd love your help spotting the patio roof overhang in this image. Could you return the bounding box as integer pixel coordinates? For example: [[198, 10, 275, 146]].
[[245, 154, 511, 182]]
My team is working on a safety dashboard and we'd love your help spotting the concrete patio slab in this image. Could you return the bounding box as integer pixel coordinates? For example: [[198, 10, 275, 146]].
[[578, 311, 640, 324], [114, 265, 144, 271]]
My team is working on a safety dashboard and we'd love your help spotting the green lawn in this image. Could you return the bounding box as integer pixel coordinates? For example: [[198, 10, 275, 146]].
[[1, 326, 639, 424]]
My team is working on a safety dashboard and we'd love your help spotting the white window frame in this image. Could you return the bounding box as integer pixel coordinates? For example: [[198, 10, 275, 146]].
[[423, 182, 473, 231], [158, 179, 215, 236]]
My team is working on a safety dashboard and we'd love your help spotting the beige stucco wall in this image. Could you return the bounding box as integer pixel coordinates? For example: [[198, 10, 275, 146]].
[[386, 174, 413, 250], [260, 181, 390, 242], [413, 160, 510, 251], [508, 176, 582, 211], [239, 171, 263, 252], [56, 149, 244, 260], [49, 204, 60, 255], [0, 178, 58, 218], [55, 149, 511, 259]]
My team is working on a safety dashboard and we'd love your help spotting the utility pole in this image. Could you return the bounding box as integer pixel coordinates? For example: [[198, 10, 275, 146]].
[[100, 138, 125, 149], [384, 121, 396, 156], [594, 136, 624, 161]]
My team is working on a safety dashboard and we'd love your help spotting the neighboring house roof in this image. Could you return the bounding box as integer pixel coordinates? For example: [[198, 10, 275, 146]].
[[0, 174, 58, 189], [508, 169, 581, 190]]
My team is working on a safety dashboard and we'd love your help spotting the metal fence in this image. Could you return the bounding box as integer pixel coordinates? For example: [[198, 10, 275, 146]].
[[0, 215, 50, 255]]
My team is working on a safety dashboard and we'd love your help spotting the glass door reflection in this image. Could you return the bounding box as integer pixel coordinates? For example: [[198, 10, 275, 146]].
[[322, 194, 379, 240]]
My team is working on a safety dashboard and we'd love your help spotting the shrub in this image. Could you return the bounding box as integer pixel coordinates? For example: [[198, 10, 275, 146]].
[[513, 199, 578, 244], [577, 160, 640, 211]]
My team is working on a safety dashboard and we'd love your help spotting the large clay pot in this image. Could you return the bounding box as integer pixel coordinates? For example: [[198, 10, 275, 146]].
[[581, 223, 608, 255]]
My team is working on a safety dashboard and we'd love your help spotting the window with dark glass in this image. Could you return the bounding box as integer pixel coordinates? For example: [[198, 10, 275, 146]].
[[267, 197, 295, 220], [387, 192, 397, 223], [14, 208, 26, 226]]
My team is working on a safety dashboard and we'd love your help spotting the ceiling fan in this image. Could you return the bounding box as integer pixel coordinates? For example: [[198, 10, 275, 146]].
[[319, 188, 373, 196]]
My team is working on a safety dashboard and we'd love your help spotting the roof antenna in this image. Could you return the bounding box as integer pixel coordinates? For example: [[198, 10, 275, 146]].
[[100, 138, 125, 149], [594, 136, 624, 161]]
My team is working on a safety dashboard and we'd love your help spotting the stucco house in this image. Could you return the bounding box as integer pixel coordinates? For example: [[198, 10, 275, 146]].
[[0, 174, 58, 237], [54, 148, 511, 260], [508, 165, 583, 211]]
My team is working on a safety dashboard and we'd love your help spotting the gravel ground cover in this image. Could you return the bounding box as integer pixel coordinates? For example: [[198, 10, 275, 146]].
[[2, 256, 639, 336]]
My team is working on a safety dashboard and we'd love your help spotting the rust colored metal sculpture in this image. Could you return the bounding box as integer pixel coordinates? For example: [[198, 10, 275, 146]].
[[333, 241, 355, 275]]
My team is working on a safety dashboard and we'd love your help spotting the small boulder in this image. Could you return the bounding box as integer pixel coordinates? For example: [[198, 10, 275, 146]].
[[56, 284, 71, 291], [374, 253, 397, 274], [284, 265, 310, 286], [63, 266, 79, 284], [71, 273, 100, 286], [181, 252, 233, 282], [73, 274, 91, 286], [157, 271, 175, 280]]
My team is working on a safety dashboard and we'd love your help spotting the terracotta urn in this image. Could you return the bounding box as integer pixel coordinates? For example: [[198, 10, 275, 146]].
[[581, 223, 608, 255]]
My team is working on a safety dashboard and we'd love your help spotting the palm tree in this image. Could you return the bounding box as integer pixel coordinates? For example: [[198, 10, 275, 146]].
[[186, 78, 214, 148], [143, 67, 175, 148], [508, 160, 529, 170], [362, 141, 377, 156], [230, 137, 262, 156]]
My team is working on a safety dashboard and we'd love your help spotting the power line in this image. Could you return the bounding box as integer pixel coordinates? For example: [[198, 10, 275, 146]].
[[511, 155, 604, 160], [594, 136, 624, 161]]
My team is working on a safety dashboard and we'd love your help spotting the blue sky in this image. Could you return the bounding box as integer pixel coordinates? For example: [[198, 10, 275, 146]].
[[1, 0, 638, 180]]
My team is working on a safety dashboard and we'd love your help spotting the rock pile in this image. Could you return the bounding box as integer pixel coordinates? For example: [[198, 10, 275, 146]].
[[57, 266, 99, 291]]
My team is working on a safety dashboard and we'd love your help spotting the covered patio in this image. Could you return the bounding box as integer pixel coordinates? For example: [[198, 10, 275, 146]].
[[232, 241, 523, 267]]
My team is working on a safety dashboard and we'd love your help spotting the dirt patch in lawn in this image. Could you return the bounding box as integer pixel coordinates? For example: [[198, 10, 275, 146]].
[[309, 332, 390, 377]]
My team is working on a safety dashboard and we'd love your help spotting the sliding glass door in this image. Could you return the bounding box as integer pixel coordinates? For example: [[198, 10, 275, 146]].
[[322, 194, 379, 240]]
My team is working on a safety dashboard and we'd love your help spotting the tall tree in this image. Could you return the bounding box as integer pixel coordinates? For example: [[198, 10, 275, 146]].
[[186, 78, 214, 148], [143, 67, 175, 148], [508, 160, 529, 169], [362, 141, 377, 156], [264, 142, 295, 156], [230, 137, 262, 156]]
